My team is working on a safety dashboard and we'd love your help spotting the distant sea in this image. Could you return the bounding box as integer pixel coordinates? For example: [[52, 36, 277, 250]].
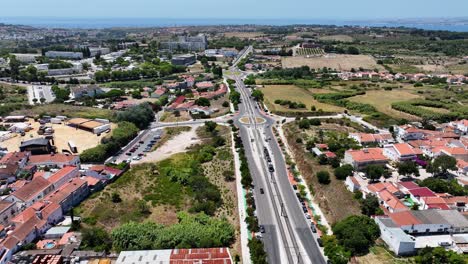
[[1, 17, 468, 32]]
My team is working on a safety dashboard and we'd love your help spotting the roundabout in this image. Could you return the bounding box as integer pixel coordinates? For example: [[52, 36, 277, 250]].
[[239, 116, 266, 125]]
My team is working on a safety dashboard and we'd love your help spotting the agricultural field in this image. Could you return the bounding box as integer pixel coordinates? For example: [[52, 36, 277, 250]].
[[223, 31, 264, 39], [282, 54, 384, 71], [261, 85, 344, 113], [318, 34, 354, 42], [348, 89, 422, 120], [295, 48, 325, 57]]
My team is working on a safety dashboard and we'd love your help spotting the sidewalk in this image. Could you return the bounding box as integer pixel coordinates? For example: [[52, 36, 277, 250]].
[[231, 131, 251, 264]]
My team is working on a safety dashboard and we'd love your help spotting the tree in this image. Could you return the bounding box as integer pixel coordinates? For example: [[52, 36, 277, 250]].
[[415, 247, 465, 264], [334, 164, 354, 180], [81, 227, 112, 252], [317, 170, 331, 184], [427, 155, 457, 176], [115, 103, 155, 129], [419, 178, 467, 196], [204, 121, 218, 133], [39, 97, 46, 104], [298, 119, 310, 129], [9, 55, 21, 80], [248, 238, 268, 264], [195, 97, 211, 107], [397, 161, 420, 178], [323, 235, 351, 264], [347, 46, 360, 55], [332, 215, 380, 255], [360, 194, 382, 216], [365, 165, 385, 182], [251, 89, 264, 101]]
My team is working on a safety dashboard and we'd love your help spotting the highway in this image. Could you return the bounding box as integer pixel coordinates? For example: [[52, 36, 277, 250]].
[[228, 47, 326, 264]]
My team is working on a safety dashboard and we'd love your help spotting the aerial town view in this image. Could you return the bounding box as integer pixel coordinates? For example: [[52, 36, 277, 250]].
[[0, 1, 467, 264]]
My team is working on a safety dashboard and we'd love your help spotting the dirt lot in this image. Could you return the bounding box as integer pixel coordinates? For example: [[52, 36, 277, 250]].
[[348, 89, 422, 120], [282, 54, 384, 71], [136, 126, 200, 164], [0, 119, 116, 154], [354, 244, 414, 264], [261, 85, 344, 113]]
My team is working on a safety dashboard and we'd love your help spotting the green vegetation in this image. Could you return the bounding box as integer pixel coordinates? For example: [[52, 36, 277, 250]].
[[334, 164, 354, 180], [248, 238, 268, 264], [317, 170, 331, 184], [392, 99, 467, 122], [418, 178, 468, 196], [426, 155, 458, 177], [115, 102, 155, 129], [0, 83, 28, 116], [359, 194, 383, 217], [111, 212, 235, 251], [332, 215, 380, 255], [415, 247, 466, 264], [80, 121, 139, 162]]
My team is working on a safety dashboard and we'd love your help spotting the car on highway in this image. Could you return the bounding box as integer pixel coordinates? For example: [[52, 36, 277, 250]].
[[268, 164, 274, 172], [260, 188, 264, 194], [259, 225, 265, 233]]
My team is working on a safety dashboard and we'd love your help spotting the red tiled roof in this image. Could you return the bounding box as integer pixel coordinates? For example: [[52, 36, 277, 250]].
[[378, 190, 408, 211], [47, 166, 78, 185], [28, 154, 77, 164], [347, 148, 388, 163], [388, 210, 422, 226], [12, 176, 52, 202], [45, 178, 87, 205], [408, 187, 436, 197], [392, 143, 421, 156], [398, 181, 420, 190]]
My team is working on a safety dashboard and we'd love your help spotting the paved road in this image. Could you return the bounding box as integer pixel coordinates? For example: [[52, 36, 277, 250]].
[[227, 49, 326, 264]]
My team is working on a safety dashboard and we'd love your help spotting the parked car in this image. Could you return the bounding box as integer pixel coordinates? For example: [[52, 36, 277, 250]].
[[317, 238, 323, 247], [259, 225, 265, 233], [310, 224, 317, 233], [260, 188, 264, 194]]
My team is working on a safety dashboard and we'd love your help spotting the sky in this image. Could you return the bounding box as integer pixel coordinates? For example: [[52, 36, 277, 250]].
[[0, 0, 467, 20]]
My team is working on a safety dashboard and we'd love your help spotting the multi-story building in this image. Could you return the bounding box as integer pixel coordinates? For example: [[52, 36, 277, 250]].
[[45, 51, 83, 60]]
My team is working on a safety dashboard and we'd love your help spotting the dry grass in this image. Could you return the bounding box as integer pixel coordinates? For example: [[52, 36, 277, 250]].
[[261, 85, 344, 113], [12, 104, 114, 120], [160, 111, 191, 122], [348, 89, 422, 120], [354, 244, 414, 264], [447, 63, 468, 75], [283, 123, 361, 224], [282, 54, 383, 71]]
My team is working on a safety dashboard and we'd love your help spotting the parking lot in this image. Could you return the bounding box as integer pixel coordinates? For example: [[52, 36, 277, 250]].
[[114, 129, 163, 164], [27, 85, 55, 105]]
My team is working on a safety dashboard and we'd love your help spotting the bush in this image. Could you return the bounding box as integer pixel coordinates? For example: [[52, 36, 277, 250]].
[[334, 164, 354, 180], [317, 170, 331, 184], [115, 102, 155, 129], [332, 215, 380, 255]]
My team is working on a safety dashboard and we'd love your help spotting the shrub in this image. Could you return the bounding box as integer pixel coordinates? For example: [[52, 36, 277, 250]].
[[317, 170, 331, 184]]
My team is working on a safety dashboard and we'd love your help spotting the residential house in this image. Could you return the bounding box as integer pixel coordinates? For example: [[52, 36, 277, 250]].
[[45, 166, 80, 189], [28, 154, 80, 169], [45, 178, 89, 214], [345, 176, 361, 192], [378, 189, 409, 213], [0, 200, 18, 226], [375, 216, 416, 256], [383, 143, 422, 162], [420, 196, 450, 210], [407, 187, 436, 204], [8, 177, 54, 208], [434, 147, 468, 162], [395, 125, 425, 141], [349, 133, 394, 146], [343, 148, 389, 170], [450, 120, 468, 135]]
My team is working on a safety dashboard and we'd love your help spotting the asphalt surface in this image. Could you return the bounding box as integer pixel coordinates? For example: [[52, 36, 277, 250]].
[[228, 49, 326, 264]]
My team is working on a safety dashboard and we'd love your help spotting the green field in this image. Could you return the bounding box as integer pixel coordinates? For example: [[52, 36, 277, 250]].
[[261, 85, 344, 113], [348, 89, 422, 120]]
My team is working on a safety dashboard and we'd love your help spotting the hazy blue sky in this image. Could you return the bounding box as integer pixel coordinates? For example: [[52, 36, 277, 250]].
[[1, 0, 466, 19]]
